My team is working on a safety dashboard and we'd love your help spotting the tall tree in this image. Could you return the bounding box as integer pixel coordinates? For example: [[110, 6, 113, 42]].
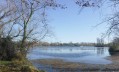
[[2, 0, 65, 54]]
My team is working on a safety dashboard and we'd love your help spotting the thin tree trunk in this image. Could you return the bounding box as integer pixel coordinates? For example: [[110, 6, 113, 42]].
[[21, 21, 27, 54]]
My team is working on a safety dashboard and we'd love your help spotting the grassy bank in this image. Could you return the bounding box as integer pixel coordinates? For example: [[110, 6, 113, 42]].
[[0, 37, 45, 72], [0, 59, 45, 72]]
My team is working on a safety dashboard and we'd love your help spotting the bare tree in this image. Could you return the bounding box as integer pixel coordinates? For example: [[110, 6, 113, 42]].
[[0, 1, 19, 37], [1, 0, 65, 55], [75, 0, 119, 35]]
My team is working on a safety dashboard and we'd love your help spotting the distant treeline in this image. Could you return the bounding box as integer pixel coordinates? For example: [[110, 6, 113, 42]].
[[34, 41, 107, 47]]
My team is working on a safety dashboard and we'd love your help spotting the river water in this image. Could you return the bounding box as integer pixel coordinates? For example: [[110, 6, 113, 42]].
[[27, 46, 112, 64]]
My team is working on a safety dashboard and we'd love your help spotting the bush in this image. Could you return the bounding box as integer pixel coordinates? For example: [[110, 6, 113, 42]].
[[0, 36, 18, 60], [109, 44, 119, 55]]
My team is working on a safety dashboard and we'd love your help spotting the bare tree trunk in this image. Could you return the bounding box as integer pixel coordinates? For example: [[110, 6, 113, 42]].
[[21, 3, 33, 54], [21, 22, 27, 48]]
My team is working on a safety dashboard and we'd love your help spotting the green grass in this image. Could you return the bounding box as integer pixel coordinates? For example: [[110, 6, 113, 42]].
[[0, 60, 45, 72], [0, 61, 12, 65]]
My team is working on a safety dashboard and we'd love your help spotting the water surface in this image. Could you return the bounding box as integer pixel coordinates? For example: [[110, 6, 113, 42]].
[[27, 46, 112, 64]]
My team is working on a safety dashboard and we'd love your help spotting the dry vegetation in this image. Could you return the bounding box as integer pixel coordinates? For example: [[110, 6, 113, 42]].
[[32, 57, 119, 72]]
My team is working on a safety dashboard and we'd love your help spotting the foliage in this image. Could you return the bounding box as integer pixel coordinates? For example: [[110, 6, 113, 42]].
[[0, 61, 12, 65], [109, 37, 119, 55], [0, 36, 18, 60]]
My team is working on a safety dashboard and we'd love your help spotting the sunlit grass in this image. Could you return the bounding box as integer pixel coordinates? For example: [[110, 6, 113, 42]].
[[0, 60, 44, 72]]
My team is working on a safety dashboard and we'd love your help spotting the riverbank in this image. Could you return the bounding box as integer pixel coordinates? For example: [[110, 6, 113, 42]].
[[31, 55, 119, 72], [0, 59, 45, 72]]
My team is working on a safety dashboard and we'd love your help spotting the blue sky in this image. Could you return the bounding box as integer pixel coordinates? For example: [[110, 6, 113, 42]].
[[0, 0, 113, 43], [42, 0, 113, 43]]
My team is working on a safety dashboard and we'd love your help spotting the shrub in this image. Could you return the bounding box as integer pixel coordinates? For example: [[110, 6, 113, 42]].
[[0, 36, 18, 60], [109, 43, 119, 55]]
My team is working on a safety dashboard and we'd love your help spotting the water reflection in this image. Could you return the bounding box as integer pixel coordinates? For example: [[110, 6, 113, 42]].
[[97, 47, 104, 55], [27, 46, 112, 64]]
